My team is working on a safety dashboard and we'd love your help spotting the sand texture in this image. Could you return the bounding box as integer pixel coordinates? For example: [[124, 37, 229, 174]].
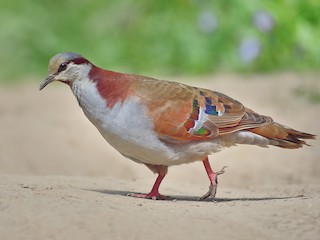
[[0, 73, 319, 240]]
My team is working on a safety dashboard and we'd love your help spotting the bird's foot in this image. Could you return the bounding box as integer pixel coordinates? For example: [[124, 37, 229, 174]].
[[127, 192, 170, 200], [198, 166, 227, 201], [198, 185, 218, 201]]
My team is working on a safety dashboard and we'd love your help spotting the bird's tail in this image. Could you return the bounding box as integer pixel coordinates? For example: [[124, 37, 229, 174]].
[[248, 122, 316, 149]]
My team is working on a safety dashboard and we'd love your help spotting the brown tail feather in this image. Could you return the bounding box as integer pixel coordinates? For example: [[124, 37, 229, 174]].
[[249, 123, 316, 149]]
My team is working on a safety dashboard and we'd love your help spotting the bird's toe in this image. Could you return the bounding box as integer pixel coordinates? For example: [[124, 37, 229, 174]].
[[127, 192, 171, 200]]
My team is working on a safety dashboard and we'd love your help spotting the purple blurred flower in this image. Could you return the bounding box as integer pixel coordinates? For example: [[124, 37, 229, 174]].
[[253, 10, 275, 33], [198, 11, 218, 33], [238, 37, 261, 63]]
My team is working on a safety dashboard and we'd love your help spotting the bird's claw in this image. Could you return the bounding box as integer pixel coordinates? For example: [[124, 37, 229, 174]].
[[215, 166, 227, 176], [198, 166, 227, 201], [198, 185, 217, 201]]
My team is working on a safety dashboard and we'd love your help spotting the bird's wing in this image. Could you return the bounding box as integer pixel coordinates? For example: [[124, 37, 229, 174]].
[[132, 77, 272, 141]]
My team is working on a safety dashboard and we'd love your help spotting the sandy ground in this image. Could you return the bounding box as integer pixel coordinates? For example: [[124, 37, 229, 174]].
[[0, 73, 319, 240]]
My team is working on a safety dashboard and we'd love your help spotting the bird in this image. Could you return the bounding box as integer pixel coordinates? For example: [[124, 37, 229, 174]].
[[40, 52, 315, 200]]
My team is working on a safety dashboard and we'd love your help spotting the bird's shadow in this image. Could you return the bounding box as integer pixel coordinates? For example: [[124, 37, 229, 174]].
[[84, 188, 305, 202]]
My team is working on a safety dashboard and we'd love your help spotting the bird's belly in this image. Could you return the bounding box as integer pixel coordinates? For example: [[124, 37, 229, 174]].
[[98, 129, 175, 165], [97, 128, 226, 166]]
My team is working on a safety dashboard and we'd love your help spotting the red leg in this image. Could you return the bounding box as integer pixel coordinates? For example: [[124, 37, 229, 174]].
[[199, 156, 227, 201], [128, 166, 169, 200]]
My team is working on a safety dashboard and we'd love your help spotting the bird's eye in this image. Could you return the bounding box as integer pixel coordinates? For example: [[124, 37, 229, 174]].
[[58, 62, 68, 72]]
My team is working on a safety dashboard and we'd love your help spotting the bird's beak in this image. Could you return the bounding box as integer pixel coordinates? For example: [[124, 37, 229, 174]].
[[39, 74, 56, 91]]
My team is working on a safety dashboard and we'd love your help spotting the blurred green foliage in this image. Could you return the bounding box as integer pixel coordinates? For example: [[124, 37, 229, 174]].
[[0, 0, 320, 83]]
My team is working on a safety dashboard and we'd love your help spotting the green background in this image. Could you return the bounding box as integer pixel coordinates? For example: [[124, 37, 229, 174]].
[[1, 0, 320, 83]]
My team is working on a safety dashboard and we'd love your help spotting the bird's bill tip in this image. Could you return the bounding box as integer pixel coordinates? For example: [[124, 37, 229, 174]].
[[39, 75, 55, 91]]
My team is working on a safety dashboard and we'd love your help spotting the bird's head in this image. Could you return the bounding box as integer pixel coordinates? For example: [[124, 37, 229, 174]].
[[40, 52, 91, 90]]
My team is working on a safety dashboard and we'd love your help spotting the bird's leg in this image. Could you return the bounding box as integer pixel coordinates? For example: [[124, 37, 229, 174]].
[[198, 157, 227, 201], [128, 165, 169, 200]]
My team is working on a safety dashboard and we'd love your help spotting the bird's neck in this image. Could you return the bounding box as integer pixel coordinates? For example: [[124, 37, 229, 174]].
[[72, 65, 135, 110], [89, 66, 135, 109]]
